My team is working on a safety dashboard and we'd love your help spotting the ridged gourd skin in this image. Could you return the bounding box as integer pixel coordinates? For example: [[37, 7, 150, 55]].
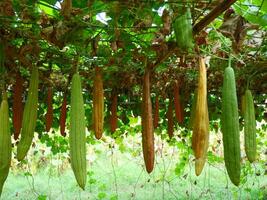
[[93, 67, 104, 139], [59, 94, 67, 137], [167, 98, 174, 139], [191, 58, 209, 176], [17, 66, 39, 161], [195, 102, 209, 176], [13, 73, 24, 140], [241, 94, 246, 117], [0, 92, 12, 197], [244, 89, 256, 163], [110, 90, 118, 133], [221, 65, 241, 186], [173, 8, 193, 51], [192, 58, 209, 159], [141, 69, 155, 173], [45, 87, 53, 132], [153, 96, 159, 129], [70, 73, 87, 190]]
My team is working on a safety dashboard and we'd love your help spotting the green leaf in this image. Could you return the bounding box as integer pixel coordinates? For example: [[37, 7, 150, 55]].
[[262, 0, 267, 12], [24, 172, 32, 177], [98, 192, 107, 199], [110, 194, 119, 200], [129, 116, 139, 127], [89, 178, 97, 185], [38, 1, 58, 16], [37, 195, 47, 200]]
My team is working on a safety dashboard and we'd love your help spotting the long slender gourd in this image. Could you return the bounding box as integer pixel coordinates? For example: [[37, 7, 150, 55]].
[[59, 94, 67, 137], [192, 57, 209, 159], [191, 57, 209, 176], [173, 7, 193, 52], [195, 100, 209, 176], [93, 67, 104, 139], [244, 89, 256, 163], [141, 69, 155, 173], [221, 63, 241, 186], [13, 73, 24, 140], [241, 94, 246, 117], [0, 91, 12, 197], [70, 73, 87, 190], [17, 66, 39, 161], [173, 82, 183, 124]]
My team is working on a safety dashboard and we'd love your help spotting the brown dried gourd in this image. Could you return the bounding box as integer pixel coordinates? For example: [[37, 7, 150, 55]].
[[12, 73, 24, 140], [59, 94, 67, 137], [173, 81, 183, 124], [141, 69, 155, 173], [93, 67, 104, 139], [192, 57, 209, 176]]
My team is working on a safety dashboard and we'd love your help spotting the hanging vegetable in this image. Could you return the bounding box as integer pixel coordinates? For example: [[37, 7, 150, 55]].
[[173, 7, 194, 52], [192, 57, 209, 176], [244, 89, 256, 163], [0, 91, 12, 197], [13, 73, 24, 140], [141, 69, 155, 173], [17, 66, 39, 161], [93, 67, 104, 139], [221, 60, 241, 186], [173, 81, 184, 124], [70, 73, 87, 189], [59, 94, 67, 137]]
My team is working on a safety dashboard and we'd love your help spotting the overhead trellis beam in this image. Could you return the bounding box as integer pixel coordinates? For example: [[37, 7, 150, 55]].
[[193, 0, 238, 35]]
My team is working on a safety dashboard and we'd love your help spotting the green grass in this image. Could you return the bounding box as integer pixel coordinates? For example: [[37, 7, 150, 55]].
[[1, 137, 266, 200]]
